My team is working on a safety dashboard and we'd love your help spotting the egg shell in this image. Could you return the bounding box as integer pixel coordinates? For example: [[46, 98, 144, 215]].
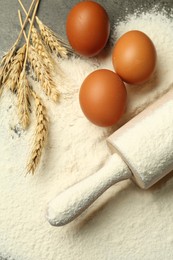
[[79, 69, 127, 127], [112, 30, 157, 84], [66, 1, 110, 57]]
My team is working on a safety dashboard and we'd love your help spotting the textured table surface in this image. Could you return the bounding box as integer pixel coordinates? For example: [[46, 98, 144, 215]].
[[0, 1, 173, 259], [0, 0, 173, 58]]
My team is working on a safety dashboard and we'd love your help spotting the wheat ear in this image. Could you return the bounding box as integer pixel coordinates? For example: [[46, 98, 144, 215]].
[[17, 71, 31, 129], [6, 44, 26, 93], [0, 0, 36, 87], [19, 1, 58, 101], [0, 67, 3, 96], [27, 89, 48, 174], [36, 16, 72, 58], [0, 46, 15, 85], [28, 45, 60, 101], [16, 0, 40, 129], [0, 87, 3, 97], [31, 26, 55, 71], [18, 0, 55, 72]]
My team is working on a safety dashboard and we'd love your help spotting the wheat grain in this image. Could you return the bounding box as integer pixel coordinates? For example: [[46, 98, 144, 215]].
[[6, 44, 26, 93], [27, 89, 48, 174], [0, 86, 3, 96], [0, 47, 15, 87], [1, 45, 16, 67], [28, 45, 60, 101], [0, 67, 3, 96], [0, 60, 13, 87], [36, 16, 72, 58], [17, 70, 30, 129], [31, 26, 54, 71]]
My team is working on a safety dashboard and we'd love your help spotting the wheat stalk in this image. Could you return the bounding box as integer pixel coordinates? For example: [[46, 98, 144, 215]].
[[23, 0, 40, 71], [17, 70, 31, 129], [36, 16, 72, 58], [28, 45, 60, 101], [27, 89, 48, 174], [6, 44, 26, 93]]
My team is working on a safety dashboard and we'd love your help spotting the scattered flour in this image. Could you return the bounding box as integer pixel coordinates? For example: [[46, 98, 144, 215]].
[[1, 8, 173, 260]]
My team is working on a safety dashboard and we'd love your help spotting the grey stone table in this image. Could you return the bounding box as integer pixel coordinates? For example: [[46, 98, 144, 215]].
[[0, 0, 173, 259], [0, 0, 173, 58]]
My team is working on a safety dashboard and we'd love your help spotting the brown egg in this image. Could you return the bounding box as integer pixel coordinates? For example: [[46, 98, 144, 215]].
[[112, 30, 157, 84], [79, 69, 127, 127], [66, 1, 110, 57]]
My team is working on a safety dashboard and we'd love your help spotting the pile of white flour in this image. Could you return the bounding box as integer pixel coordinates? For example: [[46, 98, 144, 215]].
[[1, 8, 173, 260]]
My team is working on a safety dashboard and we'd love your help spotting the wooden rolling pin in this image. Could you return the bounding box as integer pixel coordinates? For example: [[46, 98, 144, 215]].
[[46, 88, 173, 226]]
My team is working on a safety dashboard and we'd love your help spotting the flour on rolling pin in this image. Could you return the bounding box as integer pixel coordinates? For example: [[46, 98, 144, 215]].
[[107, 87, 173, 189], [46, 87, 173, 226]]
